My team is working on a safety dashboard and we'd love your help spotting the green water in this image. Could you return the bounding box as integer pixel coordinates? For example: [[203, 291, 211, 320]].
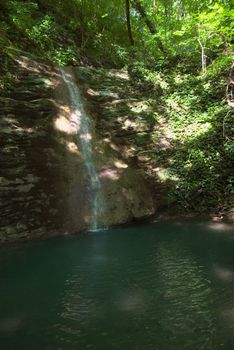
[[1, 221, 234, 350]]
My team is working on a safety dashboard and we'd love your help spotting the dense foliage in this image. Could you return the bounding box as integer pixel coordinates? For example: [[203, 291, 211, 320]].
[[0, 0, 233, 213]]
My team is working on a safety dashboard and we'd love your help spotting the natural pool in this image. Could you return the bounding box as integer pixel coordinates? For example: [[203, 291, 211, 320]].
[[0, 221, 234, 350]]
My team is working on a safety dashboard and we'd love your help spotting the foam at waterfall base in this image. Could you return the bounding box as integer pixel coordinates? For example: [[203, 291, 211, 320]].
[[88, 227, 108, 234]]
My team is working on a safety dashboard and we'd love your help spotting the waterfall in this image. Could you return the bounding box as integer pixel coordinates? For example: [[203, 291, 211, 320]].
[[60, 68, 101, 231]]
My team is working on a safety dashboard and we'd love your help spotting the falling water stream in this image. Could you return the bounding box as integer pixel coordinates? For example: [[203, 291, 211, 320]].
[[60, 68, 101, 231]]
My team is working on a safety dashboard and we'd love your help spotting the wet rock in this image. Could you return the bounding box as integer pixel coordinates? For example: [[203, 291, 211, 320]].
[[0, 60, 157, 244], [226, 209, 234, 222]]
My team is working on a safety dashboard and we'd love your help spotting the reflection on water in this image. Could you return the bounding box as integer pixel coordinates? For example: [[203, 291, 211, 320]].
[[155, 241, 215, 349], [0, 221, 234, 349]]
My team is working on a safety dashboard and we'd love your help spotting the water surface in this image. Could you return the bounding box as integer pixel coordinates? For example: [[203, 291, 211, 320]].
[[1, 221, 234, 349]]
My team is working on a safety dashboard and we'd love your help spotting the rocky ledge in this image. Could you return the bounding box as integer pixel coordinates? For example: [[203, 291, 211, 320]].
[[0, 55, 155, 243]]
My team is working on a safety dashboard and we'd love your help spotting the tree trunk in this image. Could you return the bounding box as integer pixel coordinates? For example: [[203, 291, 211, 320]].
[[132, 0, 166, 55], [0, 1, 10, 21], [35, 0, 50, 13], [226, 62, 234, 107], [198, 36, 206, 76], [132, 0, 156, 34], [125, 0, 134, 45]]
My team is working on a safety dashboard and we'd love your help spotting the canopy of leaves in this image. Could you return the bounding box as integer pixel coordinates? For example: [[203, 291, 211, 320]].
[[0, 0, 232, 67]]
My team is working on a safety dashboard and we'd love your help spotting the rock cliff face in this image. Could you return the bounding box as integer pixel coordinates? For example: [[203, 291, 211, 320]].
[[0, 55, 67, 242], [0, 54, 155, 243]]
